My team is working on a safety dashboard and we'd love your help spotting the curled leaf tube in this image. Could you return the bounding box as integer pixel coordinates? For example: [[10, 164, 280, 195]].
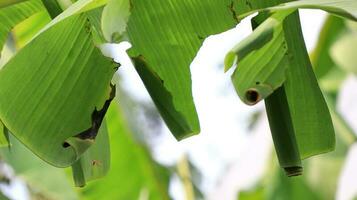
[[249, 11, 302, 176], [224, 9, 295, 72], [265, 86, 302, 176], [230, 11, 291, 106]]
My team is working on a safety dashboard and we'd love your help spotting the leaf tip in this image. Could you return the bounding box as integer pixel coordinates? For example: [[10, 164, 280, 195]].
[[224, 51, 237, 72], [284, 166, 303, 177]]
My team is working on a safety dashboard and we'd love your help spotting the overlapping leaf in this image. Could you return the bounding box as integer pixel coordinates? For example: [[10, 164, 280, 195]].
[[101, 0, 129, 42], [0, 0, 44, 57], [124, 0, 238, 139], [227, 11, 292, 105], [0, 14, 117, 167], [236, 0, 357, 21], [227, 9, 335, 162], [72, 121, 110, 187], [0, 0, 29, 9], [80, 103, 170, 200]]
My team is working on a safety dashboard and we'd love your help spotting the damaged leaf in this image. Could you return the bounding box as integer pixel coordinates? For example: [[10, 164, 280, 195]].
[[225, 10, 294, 72], [71, 120, 110, 187], [0, 14, 116, 167], [0, 0, 44, 57], [230, 8, 335, 168], [79, 103, 170, 200], [132, 56, 194, 139], [229, 11, 291, 105], [64, 84, 115, 157], [125, 0, 237, 140]]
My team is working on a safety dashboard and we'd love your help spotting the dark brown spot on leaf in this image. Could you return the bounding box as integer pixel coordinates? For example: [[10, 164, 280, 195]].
[[75, 84, 116, 140]]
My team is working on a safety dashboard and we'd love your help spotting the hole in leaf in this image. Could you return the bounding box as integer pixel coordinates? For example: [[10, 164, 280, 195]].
[[62, 142, 70, 148], [245, 89, 260, 105]]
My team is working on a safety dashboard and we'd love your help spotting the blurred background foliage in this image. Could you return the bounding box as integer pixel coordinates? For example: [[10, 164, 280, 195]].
[[1, 4, 357, 200]]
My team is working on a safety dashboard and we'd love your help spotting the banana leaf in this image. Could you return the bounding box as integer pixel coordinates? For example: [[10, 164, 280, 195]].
[[227, 2, 336, 171], [0, 14, 117, 167], [0, 0, 44, 57], [123, 0, 239, 140], [236, 0, 357, 21]]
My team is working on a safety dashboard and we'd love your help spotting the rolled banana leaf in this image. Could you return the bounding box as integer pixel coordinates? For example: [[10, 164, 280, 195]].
[[229, 8, 335, 175]]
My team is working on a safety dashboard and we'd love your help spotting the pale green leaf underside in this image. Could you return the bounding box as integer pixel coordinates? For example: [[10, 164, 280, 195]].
[[101, 0, 129, 42], [36, 0, 108, 37], [12, 10, 51, 48], [229, 11, 293, 105], [231, 25, 288, 105], [0, 14, 116, 167], [311, 15, 346, 78], [126, 0, 237, 139], [229, 11, 334, 159], [0, 0, 29, 8], [0, 0, 44, 56], [237, 0, 357, 21], [330, 32, 357, 74], [225, 10, 294, 72]]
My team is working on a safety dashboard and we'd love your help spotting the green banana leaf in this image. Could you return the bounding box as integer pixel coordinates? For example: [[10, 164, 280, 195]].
[[124, 0, 238, 140], [12, 10, 51, 48], [228, 11, 292, 105], [80, 103, 171, 200], [0, 121, 9, 147], [0, 0, 30, 8], [70, 82, 114, 187], [228, 10, 335, 161], [71, 120, 110, 187], [236, 0, 357, 21], [0, 0, 44, 57], [117, 0, 357, 141], [0, 14, 117, 167], [41, 0, 63, 18], [283, 12, 335, 159], [36, 0, 108, 36]]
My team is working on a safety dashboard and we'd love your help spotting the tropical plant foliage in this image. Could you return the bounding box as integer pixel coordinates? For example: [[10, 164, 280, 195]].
[[1, 0, 357, 199]]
